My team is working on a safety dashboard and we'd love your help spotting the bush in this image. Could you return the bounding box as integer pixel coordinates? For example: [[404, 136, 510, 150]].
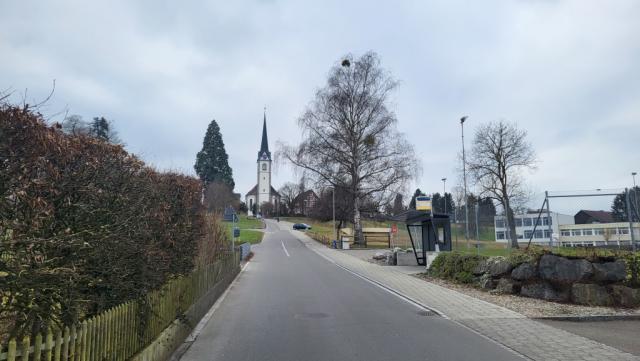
[[0, 105, 215, 337], [429, 252, 487, 284]]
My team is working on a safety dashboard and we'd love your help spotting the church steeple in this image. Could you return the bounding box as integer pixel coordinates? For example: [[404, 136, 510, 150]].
[[258, 109, 271, 161]]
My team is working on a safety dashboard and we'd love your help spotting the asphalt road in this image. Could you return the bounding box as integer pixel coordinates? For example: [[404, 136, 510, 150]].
[[179, 220, 521, 361]]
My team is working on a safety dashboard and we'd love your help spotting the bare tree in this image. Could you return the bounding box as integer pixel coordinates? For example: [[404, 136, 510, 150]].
[[204, 181, 239, 213], [278, 182, 300, 216], [280, 52, 419, 245], [467, 120, 536, 248]]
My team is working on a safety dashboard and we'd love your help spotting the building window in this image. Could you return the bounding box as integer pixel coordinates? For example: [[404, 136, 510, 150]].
[[594, 229, 604, 235], [515, 218, 523, 227], [571, 230, 582, 236], [495, 219, 505, 228], [618, 228, 629, 235], [523, 218, 532, 227], [561, 230, 571, 236], [517, 234, 523, 239], [543, 217, 552, 226], [582, 229, 593, 236], [262, 163, 267, 171], [544, 230, 551, 238], [524, 230, 533, 239], [496, 231, 505, 240], [534, 230, 543, 239]]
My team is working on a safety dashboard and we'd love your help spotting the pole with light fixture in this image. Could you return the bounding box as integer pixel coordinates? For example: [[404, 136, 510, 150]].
[[441, 178, 447, 215], [460, 116, 469, 242]]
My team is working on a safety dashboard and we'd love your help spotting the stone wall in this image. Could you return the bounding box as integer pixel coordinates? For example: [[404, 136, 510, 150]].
[[468, 254, 639, 307]]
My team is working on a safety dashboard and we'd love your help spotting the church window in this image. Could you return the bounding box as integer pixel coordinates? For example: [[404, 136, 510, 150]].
[[262, 163, 267, 171]]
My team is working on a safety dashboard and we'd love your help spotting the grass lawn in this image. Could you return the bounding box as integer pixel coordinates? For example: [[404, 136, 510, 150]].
[[224, 214, 265, 245]]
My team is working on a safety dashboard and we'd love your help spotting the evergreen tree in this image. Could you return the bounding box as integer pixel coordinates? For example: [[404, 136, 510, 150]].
[[409, 188, 425, 210], [391, 193, 405, 215], [611, 187, 639, 222], [194, 119, 235, 188]]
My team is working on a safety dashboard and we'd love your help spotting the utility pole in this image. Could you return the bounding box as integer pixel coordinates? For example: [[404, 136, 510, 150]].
[[460, 116, 469, 242], [332, 186, 336, 240], [441, 177, 447, 215]]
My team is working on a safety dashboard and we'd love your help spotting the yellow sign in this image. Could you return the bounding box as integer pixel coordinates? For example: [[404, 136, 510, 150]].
[[416, 196, 432, 211]]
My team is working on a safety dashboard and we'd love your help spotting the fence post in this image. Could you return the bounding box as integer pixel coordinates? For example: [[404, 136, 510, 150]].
[[54, 329, 62, 361], [34, 333, 43, 361], [45, 331, 53, 361], [7, 339, 16, 361], [20, 336, 30, 361]]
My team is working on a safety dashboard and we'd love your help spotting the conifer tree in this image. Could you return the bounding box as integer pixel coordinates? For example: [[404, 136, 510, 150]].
[[195, 119, 235, 188]]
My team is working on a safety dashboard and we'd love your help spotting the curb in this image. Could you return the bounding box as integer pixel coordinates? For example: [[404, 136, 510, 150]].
[[534, 314, 640, 322]]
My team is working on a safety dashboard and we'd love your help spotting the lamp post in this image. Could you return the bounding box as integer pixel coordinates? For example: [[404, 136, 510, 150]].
[[460, 116, 469, 241], [332, 186, 336, 240], [441, 178, 447, 215], [633, 172, 637, 188]]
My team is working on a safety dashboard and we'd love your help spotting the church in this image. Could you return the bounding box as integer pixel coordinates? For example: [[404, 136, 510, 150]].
[[245, 112, 280, 216]]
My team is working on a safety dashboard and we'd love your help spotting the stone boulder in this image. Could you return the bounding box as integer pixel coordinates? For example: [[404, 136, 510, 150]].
[[539, 254, 593, 284], [488, 257, 514, 277], [511, 262, 538, 281], [611, 285, 640, 307], [592, 260, 627, 283], [478, 274, 497, 290], [521, 282, 570, 302], [571, 283, 613, 306], [472, 259, 489, 276], [492, 278, 519, 294]]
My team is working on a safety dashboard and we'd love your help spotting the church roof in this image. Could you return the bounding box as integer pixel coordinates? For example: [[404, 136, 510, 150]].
[[257, 111, 271, 161], [245, 184, 280, 198]]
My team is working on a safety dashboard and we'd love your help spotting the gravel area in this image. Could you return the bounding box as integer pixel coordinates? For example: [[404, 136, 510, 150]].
[[415, 274, 640, 318]]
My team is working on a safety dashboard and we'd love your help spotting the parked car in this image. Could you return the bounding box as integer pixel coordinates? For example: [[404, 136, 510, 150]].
[[292, 223, 312, 230]]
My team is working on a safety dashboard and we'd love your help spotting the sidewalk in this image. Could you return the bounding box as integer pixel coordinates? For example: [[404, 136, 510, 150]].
[[284, 223, 639, 361]]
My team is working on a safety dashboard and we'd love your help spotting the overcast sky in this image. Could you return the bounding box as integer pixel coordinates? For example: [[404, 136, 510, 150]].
[[2, 0, 639, 213]]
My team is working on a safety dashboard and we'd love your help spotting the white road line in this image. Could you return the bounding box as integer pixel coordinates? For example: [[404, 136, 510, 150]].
[[281, 240, 290, 257]]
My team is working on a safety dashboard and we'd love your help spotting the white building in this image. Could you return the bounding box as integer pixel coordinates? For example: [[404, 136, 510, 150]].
[[494, 211, 574, 244], [245, 112, 280, 216], [558, 222, 640, 247]]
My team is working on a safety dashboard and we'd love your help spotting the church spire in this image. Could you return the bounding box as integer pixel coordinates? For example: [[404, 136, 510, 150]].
[[258, 108, 271, 161]]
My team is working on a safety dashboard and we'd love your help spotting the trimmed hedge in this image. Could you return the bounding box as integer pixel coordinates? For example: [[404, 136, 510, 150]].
[[0, 105, 217, 338]]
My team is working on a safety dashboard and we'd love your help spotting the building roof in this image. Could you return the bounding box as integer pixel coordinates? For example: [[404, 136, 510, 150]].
[[293, 189, 319, 204], [245, 184, 280, 198], [575, 210, 614, 223], [257, 111, 271, 161]]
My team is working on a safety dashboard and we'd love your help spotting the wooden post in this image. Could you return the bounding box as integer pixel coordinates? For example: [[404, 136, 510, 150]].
[[45, 331, 54, 361], [20, 336, 30, 361], [69, 325, 77, 361], [62, 327, 70, 361], [7, 339, 16, 361], [34, 333, 43, 361], [85, 320, 93, 361], [54, 329, 63, 361], [79, 322, 87, 361]]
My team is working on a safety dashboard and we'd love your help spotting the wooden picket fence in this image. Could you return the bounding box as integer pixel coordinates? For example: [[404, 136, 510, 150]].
[[0, 253, 239, 361]]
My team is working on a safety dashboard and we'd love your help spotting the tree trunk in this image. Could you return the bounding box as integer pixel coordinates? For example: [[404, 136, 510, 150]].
[[353, 195, 365, 246], [504, 198, 519, 249]]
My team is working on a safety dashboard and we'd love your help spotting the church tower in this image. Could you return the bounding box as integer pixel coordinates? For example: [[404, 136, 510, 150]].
[[245, 110, 280, 216], [256, 112, 272, 208]]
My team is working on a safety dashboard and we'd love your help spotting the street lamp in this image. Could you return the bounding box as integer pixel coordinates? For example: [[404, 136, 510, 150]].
[[441, 178, 447, 215], [460, 116, 469, 241], [633, 172, 637, 188]]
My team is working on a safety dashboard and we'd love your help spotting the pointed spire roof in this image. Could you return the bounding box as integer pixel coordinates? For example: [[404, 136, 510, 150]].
[[258, 108, 271, 161]]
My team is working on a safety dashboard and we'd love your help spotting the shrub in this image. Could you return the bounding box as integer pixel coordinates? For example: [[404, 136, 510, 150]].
[[429, 252, 487, 283], [0, 104, 215, 337]]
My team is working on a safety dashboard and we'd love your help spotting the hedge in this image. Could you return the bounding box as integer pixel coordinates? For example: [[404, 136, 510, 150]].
[[0, 104, 218, 339]]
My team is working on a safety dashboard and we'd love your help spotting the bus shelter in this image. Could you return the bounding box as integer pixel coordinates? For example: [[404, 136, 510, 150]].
[[393, 210, 452, 266]]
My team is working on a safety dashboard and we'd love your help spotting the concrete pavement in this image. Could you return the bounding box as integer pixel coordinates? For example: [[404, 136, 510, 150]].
[[178, 220, 521, 361]]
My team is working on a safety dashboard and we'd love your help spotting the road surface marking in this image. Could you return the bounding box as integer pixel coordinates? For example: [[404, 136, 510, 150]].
[[281, 240, 290, 257]]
